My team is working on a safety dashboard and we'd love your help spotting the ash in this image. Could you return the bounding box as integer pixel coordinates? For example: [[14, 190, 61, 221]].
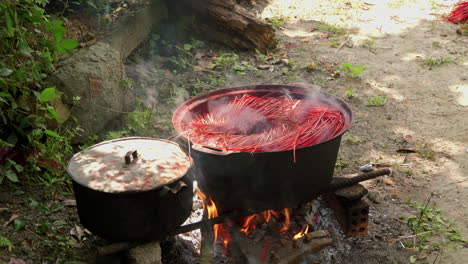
[[304, 198, 352, 264], [178, 181, 204, 253], [161, 181, 203, 264]]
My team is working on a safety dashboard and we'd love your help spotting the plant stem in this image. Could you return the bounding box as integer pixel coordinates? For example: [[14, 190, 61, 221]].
[[416, 192, 434, 229]]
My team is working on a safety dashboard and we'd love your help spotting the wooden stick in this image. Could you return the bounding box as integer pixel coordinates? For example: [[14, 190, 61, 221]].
[[279, 237, 333, 264]]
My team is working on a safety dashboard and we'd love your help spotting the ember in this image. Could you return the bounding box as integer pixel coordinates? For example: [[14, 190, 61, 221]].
[[182, 94, 347, 154]]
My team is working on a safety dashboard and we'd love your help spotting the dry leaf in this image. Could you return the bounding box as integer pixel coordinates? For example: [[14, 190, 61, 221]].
[[8, 258, 26, 264], [3, 213, 19, 228], [62, 199, 77, 207], [382, 177, 394, 185], [194, 58, 216, 71], [0, 208, 8, 213], [417, 252, 428, 260], [70, 224, 85, 241], [258, 64, 273, 70]]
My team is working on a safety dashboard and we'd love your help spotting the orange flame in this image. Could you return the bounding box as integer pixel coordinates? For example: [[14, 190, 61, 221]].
[[293, 224, 309, 240], [196, 189, 220, 242], [240, 214, 258, 234], [223, 239, 230, 248], [279, 208, 291, 233]]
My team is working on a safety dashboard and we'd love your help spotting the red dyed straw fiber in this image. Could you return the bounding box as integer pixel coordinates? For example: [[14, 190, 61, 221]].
[[445, 1, 468, 24], [181, 94, 347, 153]]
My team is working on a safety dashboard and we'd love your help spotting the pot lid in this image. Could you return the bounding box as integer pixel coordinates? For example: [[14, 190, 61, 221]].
[[67, 137, 191, 193]]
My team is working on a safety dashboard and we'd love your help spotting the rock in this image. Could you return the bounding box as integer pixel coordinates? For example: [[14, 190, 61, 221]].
[[48, 42, 135, 143], [128, 241, 162, 264], [382, 176, 394, 185], [367, 191, 382, 204], [416, 252, 428, 260], [47, 1, 167, 143]]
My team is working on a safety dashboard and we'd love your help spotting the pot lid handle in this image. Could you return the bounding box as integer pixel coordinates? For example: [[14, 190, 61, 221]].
[[124, 150, 138, 165]]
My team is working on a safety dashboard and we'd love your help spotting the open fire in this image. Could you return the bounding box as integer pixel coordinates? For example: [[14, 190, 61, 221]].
[[196, 188, 310, 249]]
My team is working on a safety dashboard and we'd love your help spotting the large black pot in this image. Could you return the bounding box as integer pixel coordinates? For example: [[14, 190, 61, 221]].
[[67, 137, 193, 242], [173, 85, 352, 213]]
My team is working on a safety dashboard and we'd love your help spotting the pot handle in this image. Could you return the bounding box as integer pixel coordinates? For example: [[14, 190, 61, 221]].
[[159, 181, 188, 197], [124, 150, 138, 165], [192, 144, 233, 156]]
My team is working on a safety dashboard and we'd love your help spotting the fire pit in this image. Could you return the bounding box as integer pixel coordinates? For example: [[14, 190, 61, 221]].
[[88, 84, 390, 264]]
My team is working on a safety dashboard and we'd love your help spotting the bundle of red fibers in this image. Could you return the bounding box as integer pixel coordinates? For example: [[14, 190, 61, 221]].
[[182, 94, 347, 153], [445, 1, 468, 24]]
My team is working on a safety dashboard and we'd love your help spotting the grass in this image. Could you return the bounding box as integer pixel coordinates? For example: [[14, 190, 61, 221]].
[[334, 156, 350, 172], [416, 144, 435, 160], [367, 96, 387, 107], [344, 88, 355, 99], [422, 57, 455, 68], [340, 63, 366, 78], [266, 16, 286, 28], [387, 0, 418, 8], [318, 21, 346, 36], [344, 136, 361, 144]]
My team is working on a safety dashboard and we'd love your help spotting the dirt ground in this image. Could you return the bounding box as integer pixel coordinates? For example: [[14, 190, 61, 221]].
[[1, 0, 467, 263]]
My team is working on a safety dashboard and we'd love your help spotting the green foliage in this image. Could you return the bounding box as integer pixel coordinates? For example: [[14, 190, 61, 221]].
[[404, 202, 466, 251], [28, 197, 63, 215], [0, 236, 13, 249], [344, 136, 360, 144], [266, 16, 286, 27], [334, 156, 349, 172], [215, 53, 240, 68], [13, 219, 26, 231], [367, 96, 387, 107], [339, 63, 366, 78], [422, 57, 455, 68], [0, 0, 78, 184], [318, 21, 346, 36], [344, 88, 355, 98], [416, 144, 435, 160], [215, 53, 256, 74], [105, 102, 155, 140]]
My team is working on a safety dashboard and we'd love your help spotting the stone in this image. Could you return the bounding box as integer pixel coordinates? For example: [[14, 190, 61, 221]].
[[128, 241, 162, 264], [48, 42, 135, 143]]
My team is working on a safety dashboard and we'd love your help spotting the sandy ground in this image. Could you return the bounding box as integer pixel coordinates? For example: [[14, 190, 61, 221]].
[[257, 0, 467, 263]]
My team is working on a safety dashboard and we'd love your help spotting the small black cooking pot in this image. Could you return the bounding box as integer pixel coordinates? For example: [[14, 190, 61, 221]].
[[67, 137, 193, 241], [173, 85, 352, 213]]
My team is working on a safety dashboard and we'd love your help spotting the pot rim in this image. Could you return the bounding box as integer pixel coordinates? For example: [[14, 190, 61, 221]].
[[172, 84, 353, 154], [67, 137, 192, 194]]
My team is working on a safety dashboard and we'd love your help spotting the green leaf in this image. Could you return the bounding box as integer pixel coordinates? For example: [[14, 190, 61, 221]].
[[46, 105, 59, 121], [55, 44, 67, 54], [183, 44, 193, 51], [0, 236, 13, 248], [19, 39, 33, 56], [7, 160, 23, 172], [0, 92, 11, 97], [44, 129, 61, 138], [0, 68, 13, 77], [39, 87, 57, 102], [5, 170, 18, 182], [409, 255, 417, 264], [60, 38, 79, 50], [13, 219, 26, 231], [5, 11, 14, 37]]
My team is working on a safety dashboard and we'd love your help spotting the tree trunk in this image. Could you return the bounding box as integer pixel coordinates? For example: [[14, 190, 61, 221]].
[[182, 0, 277, 51]]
